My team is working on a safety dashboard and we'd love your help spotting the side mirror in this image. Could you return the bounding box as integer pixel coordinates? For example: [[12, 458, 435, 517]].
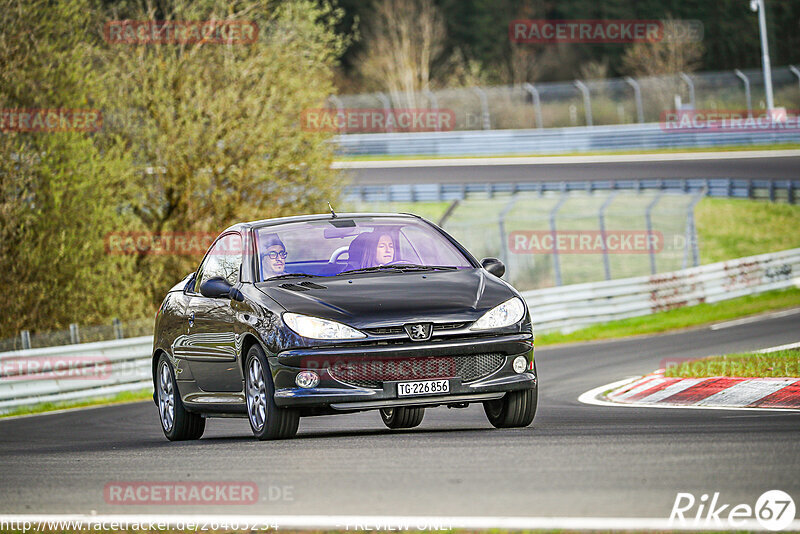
[[481, 257, 505, 278], [199, 277, 243, 301]]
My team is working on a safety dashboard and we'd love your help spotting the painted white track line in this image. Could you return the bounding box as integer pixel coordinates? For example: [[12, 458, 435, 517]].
[[578, 378, 800, 413], [1, 514, 798, 531], [333, 149, 800, 169], [756, 340, 800, 353], [709, 308, 800, 330]]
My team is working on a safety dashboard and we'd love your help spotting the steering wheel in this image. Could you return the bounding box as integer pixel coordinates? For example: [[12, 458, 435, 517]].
[[386, 260, 414, 265], [328, 246, 350, 264]]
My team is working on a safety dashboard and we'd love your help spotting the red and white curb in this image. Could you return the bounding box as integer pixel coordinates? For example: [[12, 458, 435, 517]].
[[602, 371, 800, 409], [580, 341, 800, 411]]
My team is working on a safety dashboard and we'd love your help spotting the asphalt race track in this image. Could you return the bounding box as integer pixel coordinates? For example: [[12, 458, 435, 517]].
[[1, 311, 798, 520], [342, 152, 800, 184]]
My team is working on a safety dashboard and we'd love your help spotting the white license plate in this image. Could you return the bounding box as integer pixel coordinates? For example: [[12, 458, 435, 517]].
[[397, 379, 450, 397]]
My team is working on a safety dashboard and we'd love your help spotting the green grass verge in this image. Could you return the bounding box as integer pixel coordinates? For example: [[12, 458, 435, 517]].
[[0, 388, 152, 419], [665, 349, 800, 378], [334, 143, 800, 161], [535, 287, 800, 346], [696, 197, 800, 264]]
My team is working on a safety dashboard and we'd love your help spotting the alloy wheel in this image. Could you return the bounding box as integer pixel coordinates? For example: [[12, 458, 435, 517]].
[[246, 357, 267, 431], [158, 361, 175, 432]]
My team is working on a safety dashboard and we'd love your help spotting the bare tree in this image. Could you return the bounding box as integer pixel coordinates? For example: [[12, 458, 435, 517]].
[[357, 0, 447, 108], [622, 17, 705, 112], [622, 18, 704, 77], [508, 43, 541, 86]]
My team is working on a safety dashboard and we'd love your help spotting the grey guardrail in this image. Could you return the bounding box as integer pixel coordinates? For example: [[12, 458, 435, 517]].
[[0, 336, 153, 413], [522, 248, 800, 333], [333, 123, 800, 156], [343, 178, 798, 204], [1, 248, 797, 413]]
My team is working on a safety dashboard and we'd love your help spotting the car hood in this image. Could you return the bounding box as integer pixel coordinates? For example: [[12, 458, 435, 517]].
[[254, 268, 516, 328]]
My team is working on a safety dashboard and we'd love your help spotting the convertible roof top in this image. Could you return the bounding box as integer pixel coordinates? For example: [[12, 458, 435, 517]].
[[222, 212, 422, 234]]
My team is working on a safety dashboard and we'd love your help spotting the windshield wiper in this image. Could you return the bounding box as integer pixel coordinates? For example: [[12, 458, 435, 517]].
[[390, 264, 459, 272], [265, 273, 318, 281], [338, 265, 458, 276]]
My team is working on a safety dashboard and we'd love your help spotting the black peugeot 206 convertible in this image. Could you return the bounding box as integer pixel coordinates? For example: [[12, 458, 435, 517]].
[[152, 213, 537, 440]]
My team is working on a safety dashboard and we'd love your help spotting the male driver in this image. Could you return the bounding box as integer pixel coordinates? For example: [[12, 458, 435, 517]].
[[261, 234, 287, 279]]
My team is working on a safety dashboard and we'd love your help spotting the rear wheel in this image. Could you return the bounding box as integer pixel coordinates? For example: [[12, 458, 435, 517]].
[[483, 388, 537, 429], [380, 407, 425, 429], [156, 355, 205, 441], [245, 344, 299, 440]]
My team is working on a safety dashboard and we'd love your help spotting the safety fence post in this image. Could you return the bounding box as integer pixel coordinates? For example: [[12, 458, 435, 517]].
[[574, 80, 593, 127], [598, 192, 618, 280], [624, 77, 644, 124]]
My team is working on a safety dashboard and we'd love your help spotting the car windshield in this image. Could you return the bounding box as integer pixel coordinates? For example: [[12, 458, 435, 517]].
[[255, 216, 473, 281]]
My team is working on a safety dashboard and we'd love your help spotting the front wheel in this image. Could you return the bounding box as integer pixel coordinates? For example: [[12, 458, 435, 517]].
[[380, 407, 425, 429], [245, 344, 299, 440], [156, 355, 205, 441], [483, 388, 537, 429]]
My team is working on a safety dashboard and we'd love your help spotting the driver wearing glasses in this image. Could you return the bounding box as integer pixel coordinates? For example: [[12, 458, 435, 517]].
[[260, 234, 287, 279]]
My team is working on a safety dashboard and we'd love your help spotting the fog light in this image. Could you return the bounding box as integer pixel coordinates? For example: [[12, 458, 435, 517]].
[[512, 356, 528, 374], [295, 371, 319, 389]]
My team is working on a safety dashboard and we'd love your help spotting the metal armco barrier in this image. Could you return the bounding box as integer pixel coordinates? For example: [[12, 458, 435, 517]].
[[343, 179, 799, 204], [1, 247, 798, 412], [0, 336, 153, 413], [521, 248, 800, 333], [333, 123, 800, 156]]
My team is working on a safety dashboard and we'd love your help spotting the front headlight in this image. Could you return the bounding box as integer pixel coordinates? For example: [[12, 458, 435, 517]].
[[283, 313, 366, 340], [470, 297, 525, 331]]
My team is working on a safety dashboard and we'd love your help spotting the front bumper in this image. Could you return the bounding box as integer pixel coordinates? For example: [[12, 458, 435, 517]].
[[267, 333, 536, 411]]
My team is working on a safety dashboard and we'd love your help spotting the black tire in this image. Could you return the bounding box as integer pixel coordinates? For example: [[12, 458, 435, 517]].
[[483, 388, 537, 429], [156, 355, 205, 441], [380, 406, 425, 429], [245, 344, 299, 440]]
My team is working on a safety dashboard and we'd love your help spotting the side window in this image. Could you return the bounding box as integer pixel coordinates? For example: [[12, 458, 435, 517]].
[[195, 233, 243, 292]]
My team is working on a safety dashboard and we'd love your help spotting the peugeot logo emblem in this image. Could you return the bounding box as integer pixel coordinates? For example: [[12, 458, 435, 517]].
[[404, 323, 432, 341]]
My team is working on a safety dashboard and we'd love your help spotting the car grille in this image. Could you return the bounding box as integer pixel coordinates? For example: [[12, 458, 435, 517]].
[[328, 353, 506, 389], [363, 322, 468, 336]]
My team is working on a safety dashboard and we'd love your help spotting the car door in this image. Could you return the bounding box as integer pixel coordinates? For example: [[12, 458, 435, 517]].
[[184, 232, 244, 392]]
